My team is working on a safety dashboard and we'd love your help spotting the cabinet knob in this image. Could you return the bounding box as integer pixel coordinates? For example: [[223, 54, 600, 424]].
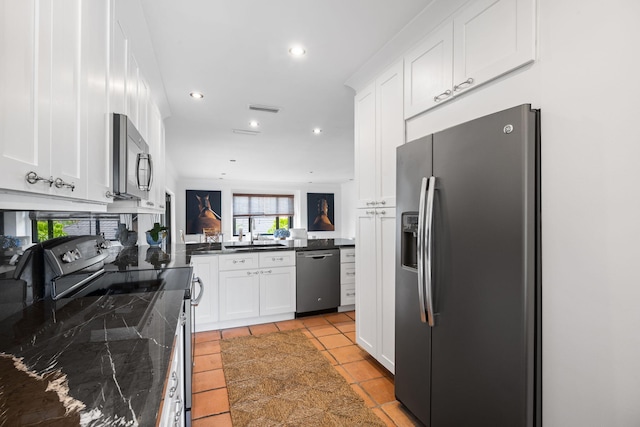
[[25, 171, 54, 187], [54, 177, 75, 191]]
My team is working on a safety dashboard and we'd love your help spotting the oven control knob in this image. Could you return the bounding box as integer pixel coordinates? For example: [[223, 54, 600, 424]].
[[61, 249, 81, 263]]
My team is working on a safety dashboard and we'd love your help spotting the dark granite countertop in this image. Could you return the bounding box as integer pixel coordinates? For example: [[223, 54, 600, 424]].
[[102, 239, 355, 271], [0, 267, 191, 426]]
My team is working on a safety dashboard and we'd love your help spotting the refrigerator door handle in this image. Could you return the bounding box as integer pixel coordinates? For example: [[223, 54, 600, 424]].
[[425, 176, 436, 327], [417, 177, 429, 323]]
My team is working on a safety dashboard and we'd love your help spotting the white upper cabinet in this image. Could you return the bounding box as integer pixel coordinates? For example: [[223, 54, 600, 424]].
[[110, 19, 127, 116], [404, 22, 454, 118], [355, 60, 404, 208], [82, 0, 112, 203], [0, 0, 46, 193], [404, 0, 535, 118]]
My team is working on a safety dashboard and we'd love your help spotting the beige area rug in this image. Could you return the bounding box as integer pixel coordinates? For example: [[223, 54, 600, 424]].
[[220, 330, 386, 427]]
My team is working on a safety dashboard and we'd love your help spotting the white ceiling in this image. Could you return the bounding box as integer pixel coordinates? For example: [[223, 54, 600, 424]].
[[140, 0, 433, 184]]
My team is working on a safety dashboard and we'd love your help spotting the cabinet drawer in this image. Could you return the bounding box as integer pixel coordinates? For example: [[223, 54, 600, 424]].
[[340, 248, 356, 263], [341, 285, 356, 306], [219, 253, 259, 271], [259, 251, 296, 268], [340, 263, 356, 284]]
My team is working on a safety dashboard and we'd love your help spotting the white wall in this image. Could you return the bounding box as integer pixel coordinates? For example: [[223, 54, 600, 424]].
[[174, 178, 347, 241], [406, 1, 640, 425], [340, 180, 357, 239]]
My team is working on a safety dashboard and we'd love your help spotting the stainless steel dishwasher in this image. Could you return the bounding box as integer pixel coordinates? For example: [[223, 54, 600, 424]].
[[296, 249, 340, 314]]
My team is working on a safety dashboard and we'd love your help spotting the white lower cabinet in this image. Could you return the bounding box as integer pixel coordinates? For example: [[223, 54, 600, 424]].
[[190, 255, 219, 332], [159, 307, 185, 427], [219, 270, 261, 321], [356, 208, 396, 373], [194, 251, 296, 330], [340, 248, 356, 307]]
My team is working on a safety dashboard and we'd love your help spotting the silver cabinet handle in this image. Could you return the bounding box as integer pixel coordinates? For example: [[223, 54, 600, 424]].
[[346, 272, 356, 276], [261, 270, 272, 274], [380, 200, 386, 205], [433, 89, 452, 102], [417, 177, 428, 324], [425, 176, 437, 327], [346, 292, 355, 297], [453, 77, 474, 92], [25, 171, 54, 187], [169, 371, 179, 398], [232, 259, 246, 264], [379, 210, 386, 215], [146, 201, 155, 206], [191, 276, 204, 306], [271, 257, 283, 261], [174, 396, 183, 424], [365, 210, 375, 215], [54, 177, 75, 191]]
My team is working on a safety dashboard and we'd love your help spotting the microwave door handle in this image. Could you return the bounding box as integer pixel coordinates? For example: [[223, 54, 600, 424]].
[[136, 153, 143, 190], [136, 153, 153, 191], [147, 153, 153, 190]]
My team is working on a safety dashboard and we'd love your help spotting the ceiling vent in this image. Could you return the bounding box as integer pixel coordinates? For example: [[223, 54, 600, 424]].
[[248, 104, 280, 114], [233, 129, 260, 136]]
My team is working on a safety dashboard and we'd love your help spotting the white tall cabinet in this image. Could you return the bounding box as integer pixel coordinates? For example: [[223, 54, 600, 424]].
[[354, 60, 403, 374]]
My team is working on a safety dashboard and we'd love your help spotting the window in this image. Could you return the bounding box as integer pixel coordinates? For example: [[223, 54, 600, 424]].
[[232, 194, 294, 236], [30, 213, 125, 243]]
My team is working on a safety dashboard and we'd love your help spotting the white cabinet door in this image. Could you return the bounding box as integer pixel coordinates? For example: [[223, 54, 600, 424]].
[[0, 0, 45, 193], [376, 61, 404, 208], [219, 270, 260, 321], [404, 22, 453, 118], [377, 209, 396, 373], [191, 255, 219, 331], [355, 209, 377, 354], [82, 0, 111, 203], [48, 0, 85, 199], [126, 50, 139, 126], [354, 82, 376, 208], [259, 266, 296, 316], [452, 0, 535, 95], [110, 20, 127, 115]]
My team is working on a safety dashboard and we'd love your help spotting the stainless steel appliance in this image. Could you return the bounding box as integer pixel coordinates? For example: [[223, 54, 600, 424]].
[[395, 105, 541, 427], [112, 113, 153, 200], [295, 249, 340, 314]]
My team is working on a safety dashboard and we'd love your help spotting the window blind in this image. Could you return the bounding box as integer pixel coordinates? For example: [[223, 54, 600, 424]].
[[233, 194, 294, 216]]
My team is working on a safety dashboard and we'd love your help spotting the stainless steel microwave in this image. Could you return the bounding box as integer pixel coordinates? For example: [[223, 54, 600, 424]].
[[112, 113, 153, 200]]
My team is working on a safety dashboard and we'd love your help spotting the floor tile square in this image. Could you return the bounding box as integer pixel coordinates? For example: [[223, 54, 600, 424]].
[[194, 340, 221, 356], [192, 412, 233, 427], [193, 369, 226, 393], [317, 333, 352, 349], [333, 365, 355, 384], [344, 310, 356, 320], [324, 313, 352, 324], [221, 327, 250, 339], [192, 388, 229, 419], [195, 330, 221, 343], [372, 407, 395, 427], [309, 324, 340, 337], [320, 350, 338, 365], [341, 359, 386, 382], [328, 344, 369, 364], [275, 319, 304, 331], [361, 376, 395, 405], [335, 322, 356, 333], [194, 353, 223, 373], [301, 316, 330, 327], [351, 384, 376, 408], [249, 323, 278, 335], [308, 338, 325, 351], [345, 331, 357, 343]]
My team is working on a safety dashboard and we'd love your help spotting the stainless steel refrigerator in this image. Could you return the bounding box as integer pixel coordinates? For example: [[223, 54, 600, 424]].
[[395, 104, 541, 427]]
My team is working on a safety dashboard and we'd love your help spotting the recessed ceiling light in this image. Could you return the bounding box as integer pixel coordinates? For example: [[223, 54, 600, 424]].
[[289, 46, 306, 57], [309, 171, 313, 174], [230, 159, 236, 162], [249, 120, 259, 128], [312, 128, 322, 135], [189, 91, 204, 99], [221, 173, 226, 175]]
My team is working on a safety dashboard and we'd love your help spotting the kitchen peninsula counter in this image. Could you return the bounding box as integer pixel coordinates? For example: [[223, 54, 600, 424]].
[[0, 267, 191, 426]]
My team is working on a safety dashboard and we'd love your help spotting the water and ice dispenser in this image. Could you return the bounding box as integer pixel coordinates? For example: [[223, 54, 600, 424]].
[[401, 213, 419, 270]]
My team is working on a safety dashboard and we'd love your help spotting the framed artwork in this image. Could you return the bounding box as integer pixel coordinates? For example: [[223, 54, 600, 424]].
[[307, 193, 335, 232], [186, 190, 222, 234]]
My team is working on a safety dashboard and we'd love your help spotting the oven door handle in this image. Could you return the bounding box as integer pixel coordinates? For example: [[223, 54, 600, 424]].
[[191, 276, 204, 306]]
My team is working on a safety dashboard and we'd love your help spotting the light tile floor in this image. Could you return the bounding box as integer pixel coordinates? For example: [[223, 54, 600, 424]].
[[191, 311, 423, 427]]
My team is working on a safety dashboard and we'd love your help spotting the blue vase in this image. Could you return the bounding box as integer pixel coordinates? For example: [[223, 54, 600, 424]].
[[146, 231, 163, 247]]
